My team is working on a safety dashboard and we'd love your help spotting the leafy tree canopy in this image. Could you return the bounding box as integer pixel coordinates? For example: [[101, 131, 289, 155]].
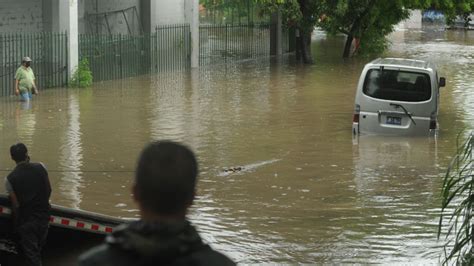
[[429, 0, 474, 23], [201, 0, 474, 59], [254, 0, 474, 58]]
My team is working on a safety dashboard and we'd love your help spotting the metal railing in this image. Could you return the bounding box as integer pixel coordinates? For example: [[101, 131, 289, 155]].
[[282, 27, 296, 54], [199, 23, 271, 66], [79, 24, 191, 82], [0, 23, 293, 96], [0, 32, 68, 97], [79, 34, 150, 82], [152, 24, 191, 73]]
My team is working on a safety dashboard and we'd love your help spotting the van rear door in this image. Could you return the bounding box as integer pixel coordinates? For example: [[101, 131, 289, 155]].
[[357, 68, 435, 135]]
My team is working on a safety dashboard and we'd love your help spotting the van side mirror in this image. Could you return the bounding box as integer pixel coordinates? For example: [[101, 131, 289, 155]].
[[439, 77, 446, 87]]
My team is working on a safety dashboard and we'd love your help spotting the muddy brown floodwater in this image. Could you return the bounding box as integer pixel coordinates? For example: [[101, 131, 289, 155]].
[[0, 26, 473, 264]]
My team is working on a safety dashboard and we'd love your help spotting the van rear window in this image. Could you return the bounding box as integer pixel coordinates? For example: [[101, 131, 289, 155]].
[[363, 69, 431, 102]]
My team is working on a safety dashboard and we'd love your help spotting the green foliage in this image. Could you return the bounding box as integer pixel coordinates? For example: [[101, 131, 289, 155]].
[[255, 0, 322, 32], [200, 0, 269, 24], [317, 0, 410, 57], [256, 0, 474, 57], [70, 58, 93, 88], [438, 132, 473, 265], [430, 0, 474, 24], [357, 34, 390, 58]]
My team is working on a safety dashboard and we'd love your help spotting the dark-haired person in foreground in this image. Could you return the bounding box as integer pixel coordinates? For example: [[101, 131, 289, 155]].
[[5, 143, 51, 266], [79, 141, 235, 266]]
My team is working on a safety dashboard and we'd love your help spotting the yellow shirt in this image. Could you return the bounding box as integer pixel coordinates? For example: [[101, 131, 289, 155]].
[[15, 66, 35, 94]]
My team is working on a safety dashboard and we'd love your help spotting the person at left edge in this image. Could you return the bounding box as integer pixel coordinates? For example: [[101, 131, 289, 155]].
[[15, 57, 39, 101], [5, 143, 52, 266]]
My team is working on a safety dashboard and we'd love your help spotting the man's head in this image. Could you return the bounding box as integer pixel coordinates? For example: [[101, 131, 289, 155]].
[[10, 143, 29, 163], [134, 141, 198, 217], [22, 57, 32, 67]]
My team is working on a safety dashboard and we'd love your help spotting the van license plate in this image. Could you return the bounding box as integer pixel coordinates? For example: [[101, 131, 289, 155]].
[[386, 116, 402, 125]]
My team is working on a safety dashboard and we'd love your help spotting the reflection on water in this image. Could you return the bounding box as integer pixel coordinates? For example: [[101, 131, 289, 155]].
[[350, 136, 441, 263], [58, 94, 83, 209], [15, 101, 36, 144], [0, 27, 473, 264], [148, 73, 187, 140]]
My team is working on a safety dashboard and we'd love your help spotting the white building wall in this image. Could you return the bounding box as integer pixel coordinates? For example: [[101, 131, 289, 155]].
[[151, 0, 186, 26], [398, 10, 422, 29], [0, 0, 43, 32], [0, 0, 188, 33]]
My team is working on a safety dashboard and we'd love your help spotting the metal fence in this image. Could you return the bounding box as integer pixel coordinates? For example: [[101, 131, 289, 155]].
[[79, 34, 149, 82], [79, 24, 190, 82], [282, 27, 296, 54], [199, 23, 271, 66], [0, 32, 68, 97], [152, 24, 191, 73], [0, 24, 293, 96]]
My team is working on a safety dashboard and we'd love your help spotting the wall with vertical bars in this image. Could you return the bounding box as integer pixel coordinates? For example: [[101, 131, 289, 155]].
[[79, 24, 191, 82], [0, 23, 293, 96], [199, 23, 272, 66], [0, 32, 68, 97]]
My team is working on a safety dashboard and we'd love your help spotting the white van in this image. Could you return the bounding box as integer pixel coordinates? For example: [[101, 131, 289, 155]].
[[352, 58, 445, 136]]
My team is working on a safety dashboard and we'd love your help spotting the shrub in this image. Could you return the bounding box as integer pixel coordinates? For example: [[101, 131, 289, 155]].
[[70, 58, 93, 88], [438, 132, 473, 265]]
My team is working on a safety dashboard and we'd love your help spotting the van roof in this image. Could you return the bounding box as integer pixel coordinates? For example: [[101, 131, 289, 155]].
[[368, 58, 435, 71]]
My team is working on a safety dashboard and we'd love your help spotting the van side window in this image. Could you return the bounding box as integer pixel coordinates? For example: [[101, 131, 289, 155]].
[[363, 69, 431, 102]]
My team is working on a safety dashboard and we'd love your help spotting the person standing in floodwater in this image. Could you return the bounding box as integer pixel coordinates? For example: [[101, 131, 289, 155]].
[[5, 143, 52, 266], [15, 57, 39, 101], [79, 141, 235, 266]]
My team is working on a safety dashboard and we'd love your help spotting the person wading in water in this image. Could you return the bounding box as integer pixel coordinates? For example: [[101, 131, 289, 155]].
[[15, 57, 39, 102]]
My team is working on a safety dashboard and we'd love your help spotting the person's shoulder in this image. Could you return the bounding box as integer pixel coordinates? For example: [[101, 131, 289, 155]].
[[6, 167, 19, 180], [30, 162, 47, 172], [15, 67, 23, 76], [78, 244, 134, 266]]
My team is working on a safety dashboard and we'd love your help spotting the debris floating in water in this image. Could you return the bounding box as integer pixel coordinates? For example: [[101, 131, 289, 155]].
[[218, 159, 281, 177], [223, 166, 243, 173]]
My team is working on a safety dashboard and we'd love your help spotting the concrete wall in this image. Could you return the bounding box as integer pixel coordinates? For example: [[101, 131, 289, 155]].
[[398, 10, 422, 29], [0, 0, 44, 32], [79, 0, 142, 34], [140, 0, 151, 33], [151, 0, 186, 26], [0, 0, 188, 33]]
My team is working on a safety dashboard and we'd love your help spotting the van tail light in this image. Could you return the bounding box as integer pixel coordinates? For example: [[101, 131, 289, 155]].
[[353, 104, 360, 123], [353, 114, 360, 123], [429, 113, 437, 130]]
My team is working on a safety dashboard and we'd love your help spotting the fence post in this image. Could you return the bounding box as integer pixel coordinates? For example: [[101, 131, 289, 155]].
[[0, 34, 3, 96], [65, 32, 69, 86], [225, 24, 228, 62], [270, 11, 282, 56], [119, 34, 123, 79], [189, 0, 199, 68]]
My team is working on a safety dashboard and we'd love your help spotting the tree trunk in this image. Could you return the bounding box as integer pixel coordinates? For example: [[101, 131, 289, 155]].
[[341, 0, 376, 58], [301, 31, 313, 64], [295, 29, 313, 64], [343, 34, 354, 58], [296, 0, 313, 64]]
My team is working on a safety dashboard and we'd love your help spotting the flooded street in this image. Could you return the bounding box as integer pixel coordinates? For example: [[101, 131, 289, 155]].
[[1, 26, 473, 264]]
